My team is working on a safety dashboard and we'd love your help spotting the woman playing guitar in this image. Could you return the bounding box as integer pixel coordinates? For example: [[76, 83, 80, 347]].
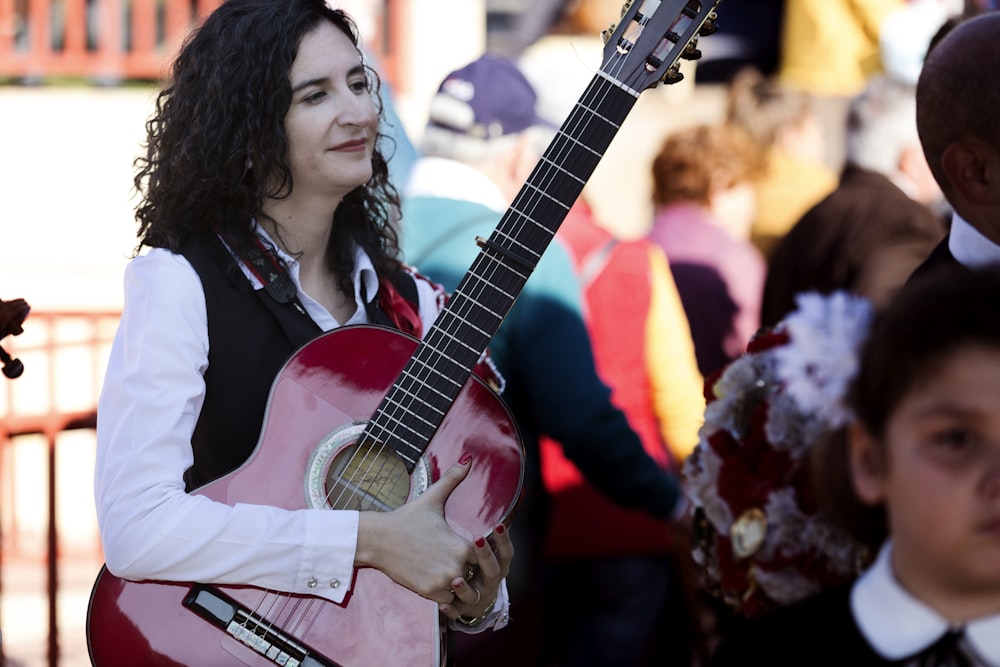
[[89, 2, 514, 665]]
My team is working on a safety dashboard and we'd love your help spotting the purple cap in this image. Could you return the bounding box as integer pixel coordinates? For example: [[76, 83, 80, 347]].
[[427, 54, 554, 139]]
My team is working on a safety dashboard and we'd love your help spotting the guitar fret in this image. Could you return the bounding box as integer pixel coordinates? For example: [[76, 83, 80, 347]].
[[428, 323, 487, 358], [571, 100, 625, 134], [394, 371, 455, 408], [364, 418, 423, 460], [472, 244, 534, 282], [594, 68, 641, 97], [502, 204, 557, 246], [549, 125, 605, 159], [460, 270, 520, 303], [380, 390, 446, 430], [446, 299, 507, 331], [449, 285, 518, 331], [428, 309, 498, 348], [535, 157, 587, 186], [408, 354, 467, 388], [374, 410, 437, 446], [521, 181, 572, 210]]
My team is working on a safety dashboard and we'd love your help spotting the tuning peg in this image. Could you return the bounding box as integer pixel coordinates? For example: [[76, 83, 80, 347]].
[[660, 65, 685, 85], [620, 0, 635, 18], [699, 12, 719, 36], [601, 23, 616, 45], [681, 40, 703, 61]]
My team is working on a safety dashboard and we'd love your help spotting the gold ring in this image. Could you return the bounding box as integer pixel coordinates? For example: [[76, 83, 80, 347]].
[[472, 586, 481, 605], [464, 563, 476, 581]]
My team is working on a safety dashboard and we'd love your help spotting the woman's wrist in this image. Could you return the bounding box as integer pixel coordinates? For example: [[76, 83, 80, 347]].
[[455, 595, 496, 627]]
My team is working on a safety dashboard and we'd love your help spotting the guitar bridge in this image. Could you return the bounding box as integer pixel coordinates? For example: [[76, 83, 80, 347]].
[[184, 584, 341, 667]]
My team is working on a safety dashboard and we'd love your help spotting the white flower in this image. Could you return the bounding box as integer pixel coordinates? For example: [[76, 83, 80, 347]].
[[755, 567, 822, 607], [683, 441, 733, 532], [772, 292, 874, 428]]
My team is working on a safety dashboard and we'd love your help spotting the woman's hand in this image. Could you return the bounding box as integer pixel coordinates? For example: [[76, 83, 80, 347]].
[[355, 455, 512, 613], [438, 520, 513, 624]]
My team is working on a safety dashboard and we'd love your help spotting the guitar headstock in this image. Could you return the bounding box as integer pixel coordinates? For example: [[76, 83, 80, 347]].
[[600, 0, 722, 91]]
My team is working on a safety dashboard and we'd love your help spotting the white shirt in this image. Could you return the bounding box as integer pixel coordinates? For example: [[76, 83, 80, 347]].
[[949, 212, 1000, 269], [405, 156, 508, 212], [94, 230, 508, 630], [852, 542, 1000, 664]]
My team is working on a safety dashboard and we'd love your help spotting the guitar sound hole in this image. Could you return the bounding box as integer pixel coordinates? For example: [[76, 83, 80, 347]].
[[324, 441, 411, 512]]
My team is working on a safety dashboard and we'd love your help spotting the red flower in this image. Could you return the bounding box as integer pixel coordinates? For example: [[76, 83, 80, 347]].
[[746, 327, 791, 354]]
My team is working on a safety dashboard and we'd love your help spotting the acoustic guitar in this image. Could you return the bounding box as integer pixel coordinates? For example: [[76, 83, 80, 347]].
[[86, 1, 722, 665]]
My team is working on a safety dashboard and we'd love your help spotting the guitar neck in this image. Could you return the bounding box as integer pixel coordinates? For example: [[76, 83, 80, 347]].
[[364, 0, 723, 470], [368, 78, 640, 469]]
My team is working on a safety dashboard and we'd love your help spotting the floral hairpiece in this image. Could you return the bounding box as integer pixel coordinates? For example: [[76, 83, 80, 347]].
[[683, 291, 873, 618]]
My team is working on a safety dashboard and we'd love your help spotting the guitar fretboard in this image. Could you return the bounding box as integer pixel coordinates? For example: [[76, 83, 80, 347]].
[[361, 0, 723, 470]]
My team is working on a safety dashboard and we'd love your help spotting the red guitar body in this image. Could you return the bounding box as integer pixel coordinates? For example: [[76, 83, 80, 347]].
[[87, 325, 524, 667]]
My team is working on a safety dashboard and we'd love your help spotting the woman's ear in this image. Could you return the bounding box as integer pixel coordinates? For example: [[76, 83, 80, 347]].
[[848, 422, 887, 505]]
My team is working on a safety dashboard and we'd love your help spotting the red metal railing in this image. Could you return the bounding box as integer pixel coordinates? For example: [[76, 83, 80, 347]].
[[0, 0, 222, 82], [0, 310, 120, 667], [0, 0, 403, 85]]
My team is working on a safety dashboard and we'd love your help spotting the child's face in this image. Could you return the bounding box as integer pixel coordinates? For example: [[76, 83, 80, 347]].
[[851, 344, 1000, 618]]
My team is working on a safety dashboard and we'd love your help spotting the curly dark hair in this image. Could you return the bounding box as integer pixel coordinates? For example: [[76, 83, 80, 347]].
[[134, 0, 402, 292]]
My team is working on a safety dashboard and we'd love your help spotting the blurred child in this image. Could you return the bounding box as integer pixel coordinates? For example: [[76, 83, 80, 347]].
[[706, 265, 1000, 665]]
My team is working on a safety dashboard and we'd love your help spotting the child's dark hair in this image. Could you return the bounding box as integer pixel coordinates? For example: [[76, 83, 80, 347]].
[[814, 264, 1000, 551]]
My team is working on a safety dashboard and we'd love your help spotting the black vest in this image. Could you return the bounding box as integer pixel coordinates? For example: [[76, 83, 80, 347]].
[[178, 234, 414, 490]]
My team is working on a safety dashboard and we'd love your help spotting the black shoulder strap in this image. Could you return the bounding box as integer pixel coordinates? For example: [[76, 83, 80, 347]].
[[238, 234, 421, 340], [207, 234, 322, 350]]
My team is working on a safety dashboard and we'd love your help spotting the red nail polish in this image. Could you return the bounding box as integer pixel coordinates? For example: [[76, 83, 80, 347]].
[[494, 524, 506, 535], [459, 453, 473, 465], [475, 537, 486, 548]]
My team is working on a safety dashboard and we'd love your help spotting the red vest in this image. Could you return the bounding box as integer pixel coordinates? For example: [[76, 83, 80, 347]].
[[541, 205, 677, 560]]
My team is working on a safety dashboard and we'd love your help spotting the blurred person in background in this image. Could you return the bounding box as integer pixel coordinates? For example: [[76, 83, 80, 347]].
[[538, 197, 708, 666], [878, 0, 966, 86], [726, 66, 838, 258], [646, 123, 766, 379], [777, 0, 904, 172], [761, 74, 946, 326]]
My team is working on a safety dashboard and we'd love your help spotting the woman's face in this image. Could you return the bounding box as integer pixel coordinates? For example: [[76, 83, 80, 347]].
[[851, 344, 1000, 619], [282, 20, 379, 205]]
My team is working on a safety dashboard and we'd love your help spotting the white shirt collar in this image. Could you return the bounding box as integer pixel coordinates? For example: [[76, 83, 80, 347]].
[[949, 212, 1000, 269], [233, 223, 379, 330], [851, 541, 1000, 664], [404, 156, 508, 212]]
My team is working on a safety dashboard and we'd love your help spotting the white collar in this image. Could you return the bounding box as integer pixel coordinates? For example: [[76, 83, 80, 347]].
[[949, 212, 1000, 269], [851, 542, 1000, 664], [231, 223, 379, 329], [404, 156, 508, 213]]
